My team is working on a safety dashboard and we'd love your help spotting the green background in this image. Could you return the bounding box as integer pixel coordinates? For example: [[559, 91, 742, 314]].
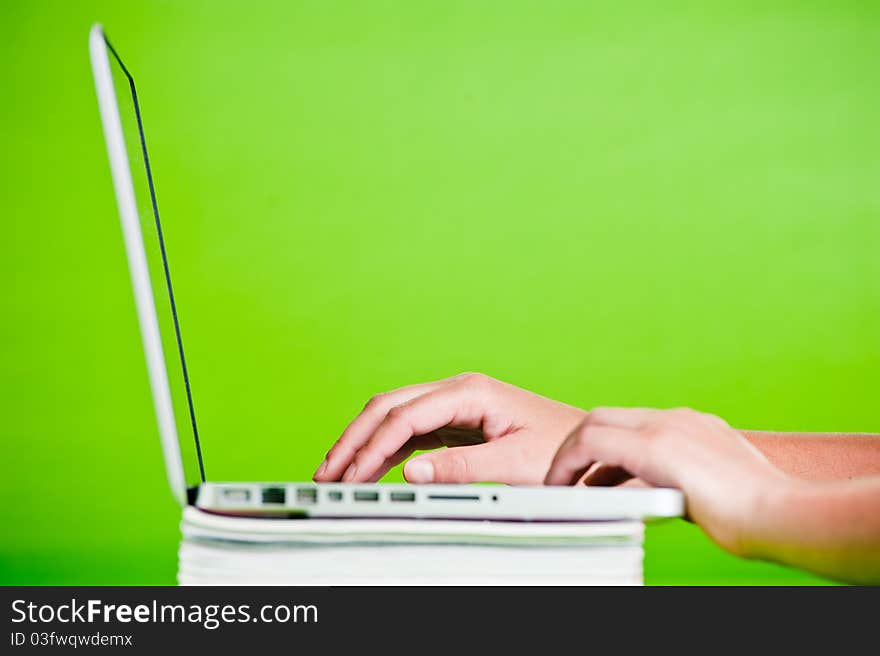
[[3, 0, 878, 585]]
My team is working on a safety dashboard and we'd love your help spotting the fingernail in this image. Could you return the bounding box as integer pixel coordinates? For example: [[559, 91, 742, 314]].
[[405, 459, 434, 484], [313, 459, 328, 479], [342, 463, 358, 482]]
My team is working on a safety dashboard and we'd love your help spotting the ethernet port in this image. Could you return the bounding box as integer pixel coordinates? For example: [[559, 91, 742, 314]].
[[261, 486, 286, 504]]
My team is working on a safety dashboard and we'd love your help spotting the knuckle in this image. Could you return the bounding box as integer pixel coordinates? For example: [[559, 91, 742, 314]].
[[670, 407, 698, 421], [363, 392, 388, 412], [642, 422, 669, 442], [704, 412, 730, 428], [588, 407, 611, 423], [385, 404, 407, 422], [457, 372, 489, 388]]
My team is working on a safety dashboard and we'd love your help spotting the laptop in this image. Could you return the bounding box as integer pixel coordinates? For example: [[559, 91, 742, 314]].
[[89, 23, 684, 521]]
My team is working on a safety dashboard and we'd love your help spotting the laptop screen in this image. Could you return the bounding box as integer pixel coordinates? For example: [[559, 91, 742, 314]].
[[104, 35, 207, 489]]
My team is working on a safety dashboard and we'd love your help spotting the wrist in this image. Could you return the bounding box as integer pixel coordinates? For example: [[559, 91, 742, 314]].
[[739, 473, 808, 560]]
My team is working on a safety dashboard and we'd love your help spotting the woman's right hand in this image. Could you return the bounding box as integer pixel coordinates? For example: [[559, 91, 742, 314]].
[[312, 373, 587, 485]]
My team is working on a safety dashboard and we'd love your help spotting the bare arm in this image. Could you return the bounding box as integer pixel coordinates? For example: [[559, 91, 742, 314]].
[[546, 409, 880, 584], [746, 476, 880, 584], [742, 431, 880, 480]]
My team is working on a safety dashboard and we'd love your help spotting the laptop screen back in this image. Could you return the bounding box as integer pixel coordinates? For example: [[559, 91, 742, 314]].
[[97, 29, 206, 493]]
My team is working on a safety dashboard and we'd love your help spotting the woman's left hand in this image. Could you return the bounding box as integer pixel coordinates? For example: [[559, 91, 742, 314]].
[[544, 407, 791, 555]]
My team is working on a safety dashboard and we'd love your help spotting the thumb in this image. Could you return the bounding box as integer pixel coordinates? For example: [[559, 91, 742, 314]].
[[403, 440, 522, 485]]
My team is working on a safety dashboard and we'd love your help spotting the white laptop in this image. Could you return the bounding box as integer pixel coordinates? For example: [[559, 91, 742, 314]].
[[89, 23, 684, 522]]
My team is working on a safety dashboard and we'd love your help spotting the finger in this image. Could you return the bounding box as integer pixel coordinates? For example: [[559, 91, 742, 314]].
[[314, 379, 445, 481], [342, 383, 491, 482], [619, 477, 649, 488], [403, 439, 528, 485], [365, 435, 444, 483], [544, 425, 644, 486]]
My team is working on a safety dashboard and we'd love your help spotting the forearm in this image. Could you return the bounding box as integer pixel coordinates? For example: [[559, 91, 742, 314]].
[[744, 476, 880, 584], [741, 431, 880, 480]]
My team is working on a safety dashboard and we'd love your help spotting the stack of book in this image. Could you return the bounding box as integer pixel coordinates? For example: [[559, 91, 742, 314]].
[[178, 507, 646, 585]]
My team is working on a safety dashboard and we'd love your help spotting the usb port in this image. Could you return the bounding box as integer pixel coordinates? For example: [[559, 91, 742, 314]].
[[353, 490, 379, 502], [327, 490, 343, 502], [261, 486, 286, 504], [222, 488, 252, 503], [296, 487, 318, 505], [390, 491, 416, 503]]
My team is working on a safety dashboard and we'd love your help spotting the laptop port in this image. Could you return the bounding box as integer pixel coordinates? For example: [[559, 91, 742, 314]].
[[427, 494, 481, 501], [327, 490, 343, 502], [261, 486, 286, 504], [353, 490, 379, 502], [296, 487, 318, 505], [222, 487, 252, 503], [390, 491, 416, 503]]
